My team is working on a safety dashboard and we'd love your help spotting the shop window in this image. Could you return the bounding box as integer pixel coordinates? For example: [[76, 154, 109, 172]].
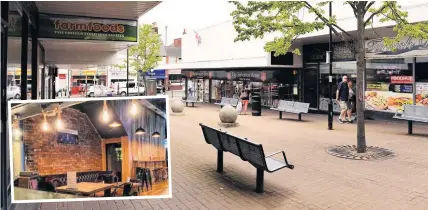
[[416, 57, 428, 107], [365, 59, 413, 112]]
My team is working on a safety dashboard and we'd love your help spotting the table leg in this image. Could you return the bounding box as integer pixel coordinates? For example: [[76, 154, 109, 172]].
[[104, 188, 111, 197]]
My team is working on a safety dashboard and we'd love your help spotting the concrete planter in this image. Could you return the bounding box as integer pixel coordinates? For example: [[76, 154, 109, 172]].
[[171, 100, 184, 113], [218, 105, 239, 127]]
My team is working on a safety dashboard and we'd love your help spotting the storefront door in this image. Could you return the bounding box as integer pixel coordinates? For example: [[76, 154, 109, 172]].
[[303, 65, 319, 108]]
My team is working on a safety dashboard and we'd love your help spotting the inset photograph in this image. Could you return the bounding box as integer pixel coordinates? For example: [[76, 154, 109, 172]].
[[8, 96, 171, 203]]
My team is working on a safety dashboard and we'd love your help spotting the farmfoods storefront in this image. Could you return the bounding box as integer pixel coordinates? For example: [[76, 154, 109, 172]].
[[1, 2, 160, 210]]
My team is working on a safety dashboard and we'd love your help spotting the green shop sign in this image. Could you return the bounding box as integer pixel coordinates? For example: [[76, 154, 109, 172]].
[[39, 13, 138, 42]]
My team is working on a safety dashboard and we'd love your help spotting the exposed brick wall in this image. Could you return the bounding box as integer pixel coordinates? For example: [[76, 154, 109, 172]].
[[23, 108, 102, 175]]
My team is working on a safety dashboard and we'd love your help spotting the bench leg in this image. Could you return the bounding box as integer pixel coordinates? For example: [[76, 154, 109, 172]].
[[298, 113, 302, 121], [256, 168, 264, 193], [186, 102, 188, 107], [408, 121, 413, 135], [217, 150, 223, 173], [279, 111, 282, 119], [192, 102, 195, 107]]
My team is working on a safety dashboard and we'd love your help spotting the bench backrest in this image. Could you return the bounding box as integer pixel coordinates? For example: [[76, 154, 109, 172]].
[[187, 96, 197, 101], [284, 101, 295, 110], [403, 105, 428, 118], [199, 124, 223, 150], [223, 97, 231, 104], [236, 139, 266, 169], [229, 98, 239, 106], [218, 132, 241, 157], [293, 102, 310, 113], [220, 97, 227, 104], [277, 100, 287, 109]]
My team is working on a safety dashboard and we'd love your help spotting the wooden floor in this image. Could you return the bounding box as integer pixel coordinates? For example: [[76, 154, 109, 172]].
[[112, 181, 169, 197]]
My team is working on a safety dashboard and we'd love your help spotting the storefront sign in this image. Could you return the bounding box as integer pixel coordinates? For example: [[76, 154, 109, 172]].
[[365, 37, 428, 58], [319, 98, 341, 113], [146, 69, 166, 79], [39, 13, 138, 42], [228, 71, 265, 81], [58, 74, 66, 79], [391, 76, 413, 84], [303, 42, 356, 62], [189, 71, 210, 79], [168, 69, 182, 75]]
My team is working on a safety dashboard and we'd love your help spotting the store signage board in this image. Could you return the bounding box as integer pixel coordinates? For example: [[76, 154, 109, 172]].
[[303, 42, 356, 62], [38, 13, 138, 42], [365, 37, 428, 58], [8, 12, 22, 37], [390, 76, 413, 84]]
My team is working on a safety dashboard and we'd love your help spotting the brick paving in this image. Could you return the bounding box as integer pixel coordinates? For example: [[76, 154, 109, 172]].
[[14, 101, 428, 210]]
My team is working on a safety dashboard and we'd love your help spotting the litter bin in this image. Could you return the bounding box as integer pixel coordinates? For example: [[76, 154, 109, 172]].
[[251, 92, 262, 116]]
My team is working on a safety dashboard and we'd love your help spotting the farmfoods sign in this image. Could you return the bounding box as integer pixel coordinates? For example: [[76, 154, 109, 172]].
[[39, 13, 137, 42]]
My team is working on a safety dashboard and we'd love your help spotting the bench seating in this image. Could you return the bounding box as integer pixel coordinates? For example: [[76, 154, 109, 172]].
[[182, 96, 199, 107], [214, 97, 239, 108], [199, 123, 294, 193], [393, 105, 428, 134], [270, 100, 310, 121]]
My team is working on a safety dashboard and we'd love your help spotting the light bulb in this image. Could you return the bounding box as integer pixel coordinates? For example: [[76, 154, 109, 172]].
[[42, 121, 49, 131], [131, 102, 137, 115], [103, 110, 109, 122], [56, 118, 63, 129], [13, 128, 22, 137]]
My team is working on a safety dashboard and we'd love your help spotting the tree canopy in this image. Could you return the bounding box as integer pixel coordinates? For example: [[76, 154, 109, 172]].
[[230, 1, 428, 56], [128, 24, 162, 73]]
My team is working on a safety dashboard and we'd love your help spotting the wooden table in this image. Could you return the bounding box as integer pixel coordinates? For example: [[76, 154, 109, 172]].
[[56, 182, 123, 197], [14, 187, 85, 201]]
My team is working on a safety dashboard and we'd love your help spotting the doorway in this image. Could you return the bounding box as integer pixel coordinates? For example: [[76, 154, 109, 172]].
[[303, 64, 319, 108], [106, 143, 122, 175]]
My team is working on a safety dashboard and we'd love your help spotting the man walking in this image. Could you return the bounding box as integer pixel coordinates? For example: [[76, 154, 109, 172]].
[[336, 75, 349, 123]]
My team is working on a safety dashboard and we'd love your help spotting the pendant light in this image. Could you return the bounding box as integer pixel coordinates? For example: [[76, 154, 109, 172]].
[[135, 127, 145, 135], [151, 114, 161, 138], [41, 109, 49, 132], [102, 100, 109, 122], [56, 105, 63, 129], [130, 99, 138, 116], [13, 114, 21, 138]]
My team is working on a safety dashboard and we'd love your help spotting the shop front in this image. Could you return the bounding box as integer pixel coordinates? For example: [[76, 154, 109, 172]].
[[146, 69, 166, 87], [301, 37, 428, 115], [364, 37, 428, 114], [182, 68, 300, 107]]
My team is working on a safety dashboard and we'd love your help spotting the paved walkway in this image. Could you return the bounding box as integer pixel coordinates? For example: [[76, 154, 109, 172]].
[[14, 102, 428, 210]]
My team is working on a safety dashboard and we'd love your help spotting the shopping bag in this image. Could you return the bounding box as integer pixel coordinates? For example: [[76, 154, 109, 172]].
[[236, 101, 243, 113]]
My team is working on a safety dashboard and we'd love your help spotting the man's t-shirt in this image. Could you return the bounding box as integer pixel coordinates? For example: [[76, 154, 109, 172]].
[[338, 82, 349, 101]]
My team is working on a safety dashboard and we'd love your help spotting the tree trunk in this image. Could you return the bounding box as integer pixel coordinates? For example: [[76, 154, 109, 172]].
[[143, 74, 148, 96], [356, 8, 367, 153]]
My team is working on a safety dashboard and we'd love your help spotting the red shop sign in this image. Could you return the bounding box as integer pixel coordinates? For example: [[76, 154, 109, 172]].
[[391, 76, 412, 84], [58, 74, 66, 79]]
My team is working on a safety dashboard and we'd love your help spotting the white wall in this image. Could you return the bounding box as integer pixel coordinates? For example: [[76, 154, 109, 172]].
[[178, 2, 428, 68]]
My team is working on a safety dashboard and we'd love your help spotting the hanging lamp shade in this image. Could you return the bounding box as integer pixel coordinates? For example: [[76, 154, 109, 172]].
[[152, 131, 161, 138], [135, 127, 146, 135]]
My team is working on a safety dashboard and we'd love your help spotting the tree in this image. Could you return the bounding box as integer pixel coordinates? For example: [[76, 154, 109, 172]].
[[231, 1, 428, 153], [128, 24, 162, 95]]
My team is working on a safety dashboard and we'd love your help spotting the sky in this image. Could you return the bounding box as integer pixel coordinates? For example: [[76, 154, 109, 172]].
[[139, 1, 236, 46]]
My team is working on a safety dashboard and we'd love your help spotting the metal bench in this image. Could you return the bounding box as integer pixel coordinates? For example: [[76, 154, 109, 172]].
[[199, 123, 294, 193], [182, 96, 199, 107], [215, 97, 239, 108], [271, 100, 309, 121], [393, 105, 428, 134], [214, 97, 230, 108]]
